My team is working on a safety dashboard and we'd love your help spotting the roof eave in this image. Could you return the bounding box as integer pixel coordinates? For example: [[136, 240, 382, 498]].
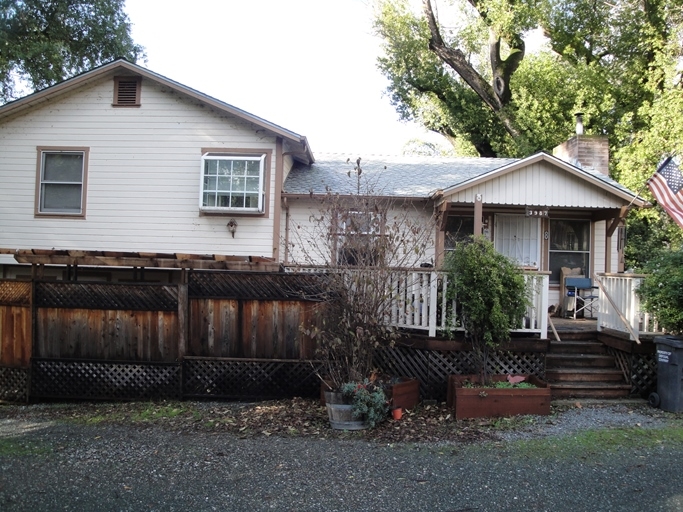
[[0, 59, 315, 164], [441, 152, 649, 208]]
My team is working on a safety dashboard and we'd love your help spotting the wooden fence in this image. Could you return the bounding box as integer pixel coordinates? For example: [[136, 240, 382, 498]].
[[0, 270, 551, 403]]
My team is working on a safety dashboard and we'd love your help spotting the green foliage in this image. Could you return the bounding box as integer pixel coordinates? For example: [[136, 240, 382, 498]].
[[443, 236, 529, 381], [341, 380, 389, 428], [636, 249, 683, 334], [0, 0, 145, 103]]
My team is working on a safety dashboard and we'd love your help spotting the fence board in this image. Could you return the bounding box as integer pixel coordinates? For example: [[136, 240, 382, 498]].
[[0, 305, 31, 367], [35, 308, 178, 361]]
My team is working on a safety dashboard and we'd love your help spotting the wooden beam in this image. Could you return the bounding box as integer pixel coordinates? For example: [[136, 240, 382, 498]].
[[474, 194, 483, 235], [13, 254, 281, 271]]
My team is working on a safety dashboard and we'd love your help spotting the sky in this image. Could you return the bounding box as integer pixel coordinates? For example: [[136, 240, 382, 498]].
[[124, 0, 445, 156]]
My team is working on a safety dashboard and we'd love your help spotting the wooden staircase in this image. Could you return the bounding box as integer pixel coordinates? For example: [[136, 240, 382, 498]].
[[546, 331, 631, 398]]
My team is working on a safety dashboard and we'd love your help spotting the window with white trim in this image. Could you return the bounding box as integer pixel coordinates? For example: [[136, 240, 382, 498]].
[[336, 210, 384, 266], [549, 219, 591, 283], [494, 214, 540, 268], [37, 149, 87, 215], [200, 154, 266, 213]]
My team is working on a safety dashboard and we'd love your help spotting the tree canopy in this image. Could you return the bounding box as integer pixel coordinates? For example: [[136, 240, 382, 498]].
[[0, 0, 144, 103], [375, 0, 683, 267]]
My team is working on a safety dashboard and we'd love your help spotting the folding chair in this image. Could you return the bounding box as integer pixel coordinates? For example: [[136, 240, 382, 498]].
[[564, 277, 599, 319]]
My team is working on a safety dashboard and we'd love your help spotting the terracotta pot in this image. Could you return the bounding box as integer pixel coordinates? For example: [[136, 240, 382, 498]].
[[391, 407, 403, 420]]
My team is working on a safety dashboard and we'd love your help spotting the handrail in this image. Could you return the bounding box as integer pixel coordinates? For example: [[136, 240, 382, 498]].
[[547, 314, 561, 342], [594, 275, 641, 344]]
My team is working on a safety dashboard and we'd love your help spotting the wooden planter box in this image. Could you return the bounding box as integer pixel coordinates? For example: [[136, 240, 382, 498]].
[[384, 377, 420, 410], [446, 374, 551, 419], [320, 377, 420, 410]]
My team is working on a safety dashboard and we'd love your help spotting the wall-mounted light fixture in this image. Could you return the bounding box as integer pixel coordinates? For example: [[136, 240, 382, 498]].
[[227, 219, 238, 238]]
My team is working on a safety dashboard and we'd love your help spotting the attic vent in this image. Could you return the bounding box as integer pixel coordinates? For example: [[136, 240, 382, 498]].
[[113, 76, 141, 107]]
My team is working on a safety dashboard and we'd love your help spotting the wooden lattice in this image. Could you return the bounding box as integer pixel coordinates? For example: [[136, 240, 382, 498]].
[[0, 280, 31, 307], [0, 366, 30, 403], [375, 347, 545, 401], [189, 271, 328, 301], [183, 357, 323, 399], [31, 359, 181, 400], [606, 347, 658, 396], [631, 353, 657, 396], [35, 282, 178, 311]]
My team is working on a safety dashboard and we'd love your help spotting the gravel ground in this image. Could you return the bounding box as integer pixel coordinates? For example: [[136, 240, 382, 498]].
[[1, 400, 682, 512]]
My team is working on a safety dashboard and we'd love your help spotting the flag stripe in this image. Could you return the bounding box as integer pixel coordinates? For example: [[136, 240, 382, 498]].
[[648, 168, 683, 229]]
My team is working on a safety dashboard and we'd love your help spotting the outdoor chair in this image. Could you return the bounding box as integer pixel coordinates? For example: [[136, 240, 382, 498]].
[[564, 277, 599, 319]]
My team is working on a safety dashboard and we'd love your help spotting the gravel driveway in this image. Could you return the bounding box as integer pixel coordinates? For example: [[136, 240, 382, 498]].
[[1, 400, 682, 512]]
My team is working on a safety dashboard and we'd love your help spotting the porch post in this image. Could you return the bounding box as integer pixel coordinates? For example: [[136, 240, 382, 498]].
[[474, 194, 483, 235], [428, 271, 438, 337]]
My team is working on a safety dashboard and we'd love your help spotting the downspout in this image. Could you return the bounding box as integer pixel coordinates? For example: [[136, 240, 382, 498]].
[[283, 197, 290, 265]]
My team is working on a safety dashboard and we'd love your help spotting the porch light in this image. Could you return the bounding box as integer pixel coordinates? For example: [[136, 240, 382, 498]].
[[227, 219, 238, 238]]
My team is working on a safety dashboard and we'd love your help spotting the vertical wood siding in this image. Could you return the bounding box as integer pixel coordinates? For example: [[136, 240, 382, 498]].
[[189, 298, 316, 359], [0, 305, 31, 367], [35, 308, 179, 361], [445, 162, 626, 208]]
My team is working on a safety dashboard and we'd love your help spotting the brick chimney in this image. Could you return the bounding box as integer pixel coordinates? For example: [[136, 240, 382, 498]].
[[552, 113, 610, 175]]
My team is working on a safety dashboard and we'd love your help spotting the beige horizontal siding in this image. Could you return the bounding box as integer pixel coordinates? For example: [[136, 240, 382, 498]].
[[0, 76, 280, 258]]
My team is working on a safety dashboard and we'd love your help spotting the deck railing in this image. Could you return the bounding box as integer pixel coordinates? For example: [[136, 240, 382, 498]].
[[595, 273, 662, 340], [285, 266, 549, 339]]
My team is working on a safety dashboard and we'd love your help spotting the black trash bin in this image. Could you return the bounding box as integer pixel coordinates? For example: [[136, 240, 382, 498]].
[[649, 335, 683, 412]]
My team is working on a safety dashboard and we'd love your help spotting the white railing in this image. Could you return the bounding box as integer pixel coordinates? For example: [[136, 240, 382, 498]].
[[595, 273, 662, 340], [285, 266, 549, 339]]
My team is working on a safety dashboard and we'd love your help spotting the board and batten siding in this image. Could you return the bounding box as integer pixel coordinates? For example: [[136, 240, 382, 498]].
[[446, 161, 626, 209], [0, 76, 286, 258]]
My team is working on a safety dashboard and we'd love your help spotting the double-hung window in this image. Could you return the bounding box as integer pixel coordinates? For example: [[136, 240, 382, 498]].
[[200, 153, 266, 213], [37, 148, 88, 216]]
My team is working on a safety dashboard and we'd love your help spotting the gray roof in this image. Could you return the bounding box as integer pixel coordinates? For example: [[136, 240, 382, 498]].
[[284, 154, 518, 198], [284, 152, 644, 203]]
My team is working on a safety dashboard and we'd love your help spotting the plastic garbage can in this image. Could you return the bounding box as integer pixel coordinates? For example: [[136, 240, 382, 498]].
[[649, 335, 683, 412]]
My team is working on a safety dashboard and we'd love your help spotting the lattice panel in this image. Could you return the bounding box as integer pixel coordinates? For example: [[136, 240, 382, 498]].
[[35, 282, 178, 311], [607, 347, 631, 383], [375, 347, 545, 401], [31, 359, 181, 400], [0, 366, 30, 403], [0, 280, 31, 307], [631, 353, 657, 396], [183, 358, 324, 399], [189, 272, 328, 301]]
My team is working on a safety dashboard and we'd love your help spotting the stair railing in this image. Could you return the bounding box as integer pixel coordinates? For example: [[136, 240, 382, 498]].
[[594, 275, 641, 344]]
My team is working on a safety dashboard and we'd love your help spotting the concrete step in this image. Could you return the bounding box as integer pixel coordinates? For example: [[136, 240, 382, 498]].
[[546, 367, 624, 382], [550, 382, 632, 399], [548, 341, 606, 355], [546, 354, 616, 368]]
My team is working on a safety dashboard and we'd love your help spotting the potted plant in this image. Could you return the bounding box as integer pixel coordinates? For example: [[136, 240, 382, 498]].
[[443, 236, 551, 419]]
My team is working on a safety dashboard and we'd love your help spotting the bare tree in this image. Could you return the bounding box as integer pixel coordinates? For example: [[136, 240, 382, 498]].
[[288, 159, 437, 389]]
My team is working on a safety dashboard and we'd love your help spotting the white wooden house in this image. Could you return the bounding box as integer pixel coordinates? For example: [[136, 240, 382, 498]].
[[0, 60, 651, 339], [0, 59, 313, 281]]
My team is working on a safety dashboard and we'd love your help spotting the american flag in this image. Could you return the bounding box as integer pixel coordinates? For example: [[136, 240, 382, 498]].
[[648, 156, 683, 229]]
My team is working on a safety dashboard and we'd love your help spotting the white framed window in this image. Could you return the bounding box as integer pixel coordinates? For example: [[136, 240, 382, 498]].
[[549, 219, 591, 283], [494, 214, 540, 268], [200, 154, 266, 213], [36, 148, 88, 216]]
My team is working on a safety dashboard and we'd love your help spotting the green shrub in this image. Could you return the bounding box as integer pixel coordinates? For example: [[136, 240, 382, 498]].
[[637, 249, 683, 334], [443, 236, 530, 383]]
